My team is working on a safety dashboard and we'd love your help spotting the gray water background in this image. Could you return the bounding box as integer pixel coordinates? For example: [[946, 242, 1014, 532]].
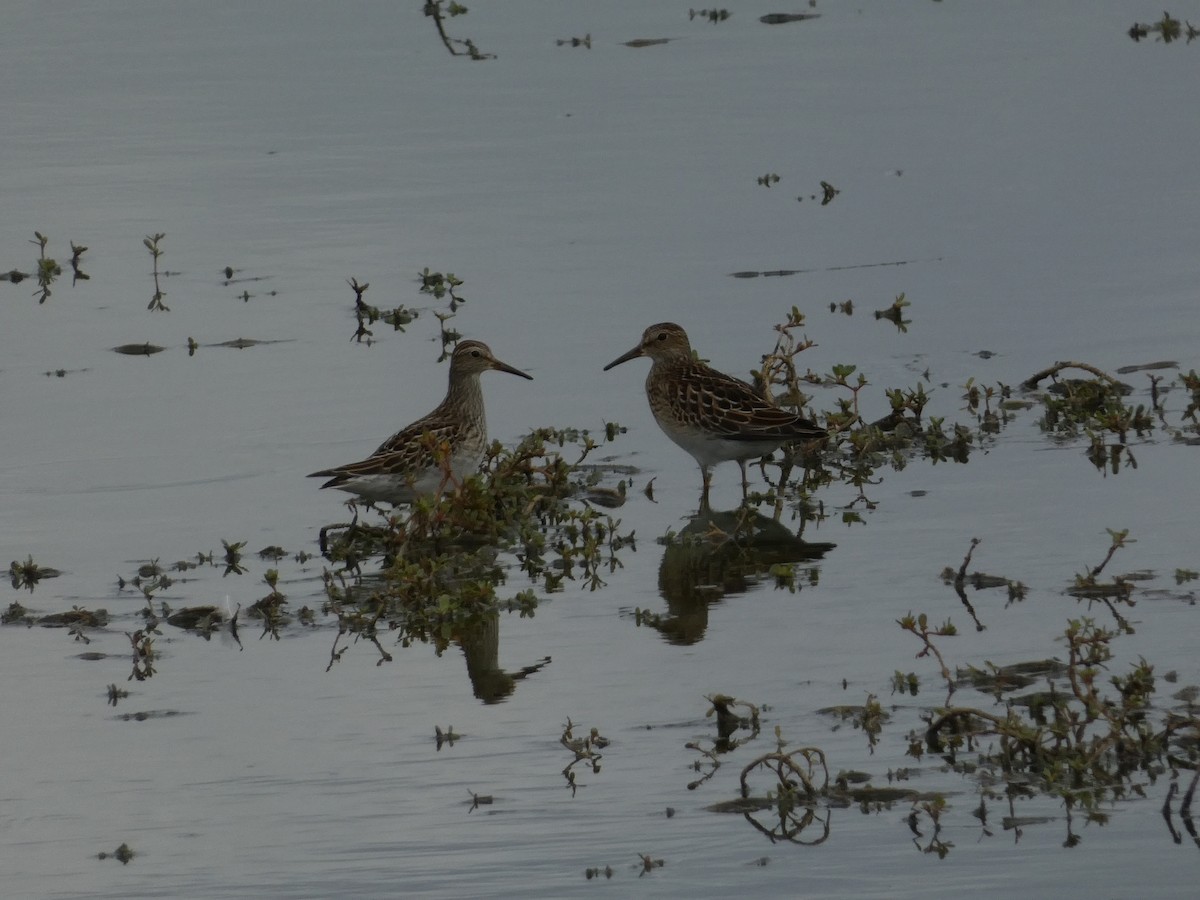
[[2, 3, 1199, 897]]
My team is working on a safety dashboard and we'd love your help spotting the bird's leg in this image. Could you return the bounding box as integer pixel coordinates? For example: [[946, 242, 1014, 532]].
[[738, 459, 750, 500], [700, 464, 712, 512], [757, 454, 772, 484]]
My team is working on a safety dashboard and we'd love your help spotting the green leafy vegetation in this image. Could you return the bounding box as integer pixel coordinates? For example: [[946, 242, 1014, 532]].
[[5, 253, 1198, 859]]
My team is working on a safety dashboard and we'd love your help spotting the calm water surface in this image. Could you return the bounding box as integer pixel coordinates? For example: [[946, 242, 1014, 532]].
[[2, 2, 1198, 897]]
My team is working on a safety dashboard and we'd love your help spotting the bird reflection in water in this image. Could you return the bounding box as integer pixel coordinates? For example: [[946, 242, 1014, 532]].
[[643, 508, 834, 645], [447, 610, 551, 704]]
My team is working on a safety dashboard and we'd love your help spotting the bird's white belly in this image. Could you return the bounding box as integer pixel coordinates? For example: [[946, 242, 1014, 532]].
[[336, 448, 484, 504], [658, 421, 782, 467]]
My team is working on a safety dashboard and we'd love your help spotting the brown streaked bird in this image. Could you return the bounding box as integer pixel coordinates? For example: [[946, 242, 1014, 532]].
[[603, 322, 825, 506], [309, 340, 532, 504]]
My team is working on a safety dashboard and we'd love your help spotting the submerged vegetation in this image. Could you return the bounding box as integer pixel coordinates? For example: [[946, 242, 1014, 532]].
[[4, 2, 1199, 891], [1128, 11, 1200, 43], [0, 230, 88, 303], [290, 291, 1197, 853], [144, 232, 168, 311], [9, 555, 62, 591], [319, 423, 633, 675], [423, 1, 494, 60], [690, 532, 1199, 852], [4, 239, 1198, 865]]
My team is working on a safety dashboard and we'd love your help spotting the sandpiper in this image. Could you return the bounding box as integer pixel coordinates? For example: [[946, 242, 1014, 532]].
[[310, 340, 532, 504], [603, 322, 825, 506]]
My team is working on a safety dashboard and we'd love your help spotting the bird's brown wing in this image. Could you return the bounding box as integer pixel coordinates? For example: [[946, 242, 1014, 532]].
[[674, 365, 825, 441]]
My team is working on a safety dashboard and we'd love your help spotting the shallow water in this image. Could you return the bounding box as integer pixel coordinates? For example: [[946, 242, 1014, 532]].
[[3, 2, 1199, 897]]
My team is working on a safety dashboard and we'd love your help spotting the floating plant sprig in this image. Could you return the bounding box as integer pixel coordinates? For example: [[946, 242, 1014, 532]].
[[144, 233, 168, 310]]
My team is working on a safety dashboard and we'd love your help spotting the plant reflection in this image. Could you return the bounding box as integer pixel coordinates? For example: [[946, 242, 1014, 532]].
[[738, 744, 833, 846], [317, 426, 630, 702]]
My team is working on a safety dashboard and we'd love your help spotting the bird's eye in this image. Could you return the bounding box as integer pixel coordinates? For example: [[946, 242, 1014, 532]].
[[471, 349, 481, 357], [656, 332, 668, 342]]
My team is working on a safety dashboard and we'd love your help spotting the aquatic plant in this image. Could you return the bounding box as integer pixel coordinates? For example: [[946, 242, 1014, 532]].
[[144, 233, 168, 311], [9, 555, 62, 591], [318, 423, 633, 664], [689, 9, 731, 24], [560, 718, 609, 793], [423, 1, 495, 60], [681, 528, 1200, 852], [97, 843, 134, 864], [743, 301, 1198, 530], [2, 231, 87, 300], [1127, 11, 1199, 43], [555, 34, 592, 48], [248, 569, 288, 639]]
